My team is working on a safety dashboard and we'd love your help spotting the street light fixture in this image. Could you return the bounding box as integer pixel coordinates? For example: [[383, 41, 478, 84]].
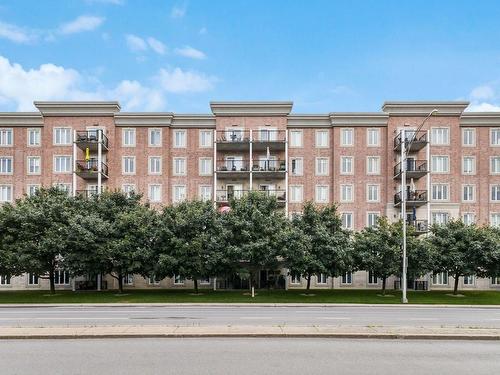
[[400, 108, 438, 304]]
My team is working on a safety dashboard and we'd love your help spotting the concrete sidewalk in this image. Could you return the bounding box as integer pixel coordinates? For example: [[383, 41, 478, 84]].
[[1, 325, 499, 340]]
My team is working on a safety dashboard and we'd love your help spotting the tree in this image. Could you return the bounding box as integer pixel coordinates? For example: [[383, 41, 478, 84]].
[[0, 203, 19, 279], [223, 191, 289, 290], [154, 200, 228, 294], [353, 217, 402, 295], [478, 226, 500, 280], [285, 202, 351, 290], [427, 220, 486, 295]]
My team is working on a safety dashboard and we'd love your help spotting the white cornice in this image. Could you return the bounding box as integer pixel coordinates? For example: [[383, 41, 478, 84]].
[[287, 114, 330, 128], [34, 101, 121, 116], [460, 112, 500, 127], [0, 113, 43, 126], [172, 114, 216, 128], [210, 101, 293, 116], [114, 113, 173, 126], [330, 112, 388, 127], [382, 101, 469, 116]]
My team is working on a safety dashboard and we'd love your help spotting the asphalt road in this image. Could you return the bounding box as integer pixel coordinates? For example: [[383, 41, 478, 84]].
[[1, 338, 499, 375], [0, 305, 500, 328]]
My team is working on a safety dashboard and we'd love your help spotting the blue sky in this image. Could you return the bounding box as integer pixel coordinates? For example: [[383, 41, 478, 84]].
[[1, 0, 500, 113]]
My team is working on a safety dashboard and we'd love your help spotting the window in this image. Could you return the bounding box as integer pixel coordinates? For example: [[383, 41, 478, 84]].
[[431, 156, 449, 173], [200, 277, 210, 285], [27, 184, 40, 197], [147, 156, 162, 175], [317, 273, 327, 284], [462, 185, 475, 202], [174, 274, 185, 284], [340, 156, 353, 174], [0, 129, 13, 146], [341, 128, 354, 146], [367, 212, 379, 227], [122, 156, 135, 175], [122, 184, 135, 197], [341, 213, 353, 230], [123, 274, 134, 285], [53, 183, 71, 194], [199, 185, 212, 201], [462, 156, 475, 175], [366, 184, 379, 202], [174, 130, 187, 148], [462, 128, 475, 146], [366, 156, 380, 175], [54, 128, 72, 145], [0, 185, 12, 202], [463, 275, 475, 286], [491, 128, 500, 146], [27, 128, 41, 146], [54, 156, 72, 173], [431, 127, 449, 145], [199, 130, 212, 148], [289, 130, 303, 147], [199, 158, 213, 176], [491, 157, 500, 174], [462, 213, 475, 225], [148, 275, 161, 285], [315, 157, 329, 175], [259, 127, 277, 141], [122, 128, 136, 147], [290, 274, 301, 284], [0, 275, 11, 285], [0, 157, 13, 174], [289, 185, 303, 203], [492, 276, 500, 285], [54, 270, 70, 285], [491, 185, 500, 201], [367, 128, 380, 147], [315, 130, 329, 148], [149, 128, 162, 147], [173, 157, 186, 175], [341, 272, 352, 284], [290, 157, 303, 176], [368, 271, 378, 285], [340, 185, 353, 202], [432, 212, 449, 225], [28, 273, 39, 285], [173, 185, 186, 203], [315, 185, 329, 203], [27, 156, 41, 175], [491, 214, 500, 228], [431, 184, 449, 201], [432, 272, 448, 285], [148, 184, 162, 202]]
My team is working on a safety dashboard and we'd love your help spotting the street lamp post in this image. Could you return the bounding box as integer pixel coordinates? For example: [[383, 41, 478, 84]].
[[400, 108, 437, 304]]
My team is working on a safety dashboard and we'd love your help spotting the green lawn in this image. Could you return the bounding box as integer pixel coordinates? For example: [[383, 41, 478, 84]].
[[0, 289, 499, 304]]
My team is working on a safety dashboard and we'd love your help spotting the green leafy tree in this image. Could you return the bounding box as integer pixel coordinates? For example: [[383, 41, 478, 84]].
[[0, 203, 20, 278], [427, 220, 486, 295], [285, 202, 351, 290], [478, 226, 500, 279]]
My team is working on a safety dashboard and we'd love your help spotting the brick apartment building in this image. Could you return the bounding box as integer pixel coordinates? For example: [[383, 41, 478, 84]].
[[0, 100, 499, 291]]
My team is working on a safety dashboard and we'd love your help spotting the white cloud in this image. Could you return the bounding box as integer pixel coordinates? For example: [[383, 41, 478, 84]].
[[174, 46, 206, 60], [158, 68, 215, 93], [60, 15, 105, 35], [147, 37, 166, 55], [470, 85, 495, 100], [199, 27, 207, 35], [466, 84, 500, 112], [126, 34, 148, 52], [466, 102, 500, 112], [170, 5, 186, 18], [112, 80, 165, 111], [0, 21, 35, 43]]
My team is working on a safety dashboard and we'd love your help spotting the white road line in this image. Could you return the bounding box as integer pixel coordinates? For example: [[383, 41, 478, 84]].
[[240, 317, 272, 320], [0, 317, 130, 320], [405, 318, 438, 321], [320, 317, 351, 320]]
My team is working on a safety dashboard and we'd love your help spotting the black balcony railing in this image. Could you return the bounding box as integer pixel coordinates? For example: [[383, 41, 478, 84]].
[[216, 130, 251, 143], [256, 189, 286, 201], [394, 190, 427, 205], [252, 159, 286, 172], [76, 189, 100, 198], [216, 159, 250, 172], [75, 130, 109, 149], [75, 159, 109, 177], [216, 189, 249, 201], [394, 130, 427, 151], [394, 160, 428, 176], [407, 219, 429, 233]]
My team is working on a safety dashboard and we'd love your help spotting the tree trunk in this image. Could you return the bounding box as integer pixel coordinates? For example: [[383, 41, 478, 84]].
[[453, 273, 460, 295], [382, 277, 386, 296], [306, 275, 311, 291], [118, 273, 124, 294], [49, 268, 55, 295], [194, 279, 199, 294]]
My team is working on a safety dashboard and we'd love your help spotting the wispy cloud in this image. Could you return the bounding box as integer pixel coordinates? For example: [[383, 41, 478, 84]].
[[158, 67, 215, 93], [59, 15, 105, 35], [0, 21, 36, 43], [174, 46, 206, 60], [199, 27, 207, 35], [170, 4, 186, 18], [126, 34, 167, 55], [466, 83, 500, 112], [84, 0, 124, 5], [147, 37, 166, 55]]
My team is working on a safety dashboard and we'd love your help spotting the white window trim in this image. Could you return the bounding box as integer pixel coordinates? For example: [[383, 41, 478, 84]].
[[198, 185, 212, 201], [122, 128, 136, 147], [462, 156, 476, 175], [366, 212, 380, 227], [462, 184, 476, 203], [26, 156, 41, 175], [290, 157, 303, 176], [340, 128, 354, 147], [366, 156, 381, 175], [122, 184, 136, 195], [148, 184, 162, 203], [490, 213, 500, 228], [431, 155, 450, 174], [315, 157, 329, 176], [366, 128, 380, 147], [199, 157, 213, 176], [173, 275, 185, 285], [430, 127, 450, 146], [0, 184, 13, 202], [341, 272, 353, 285], [53, 127, 72, 146], [289, 129, 303, 148], [0, 156, 13, 175], [315, 185, 329, 203], [122, 156, 136, 175], [27, 128, 41, 147], [462, 212, 475, 225], [315, 130, 329, 148], [341, 212, 354, 230], [366, 184, 380, 203], [431, 183, 450, 202], [148, 128, 162, 147], [0, 128, 13, 147], [462, 128, 476, 147], [199, 130, 213, 148], [148, 156, 162, 175], [26, 184, 41, 197], [340, 184, 354, 203], [491, 128, 500, 147], [490, 156, 500, 175], [53, 155, 72, 174], [490, 184, 500, 202], [173, 157, 187, 176], [172, 185, 187, 203], [173, 130, 187, 148], [340, 156, 354, 175], [289, 185, 303, 203]]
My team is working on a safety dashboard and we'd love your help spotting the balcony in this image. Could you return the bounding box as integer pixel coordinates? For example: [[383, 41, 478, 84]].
[[394, 190, 427, 207], [394, 130, 427, 152], [76, 189, 100, 198], [216, 159, 250, 179], [75, 159, 109, 180], [252, 159, 286, 179], [394, 160, 428, 179], [252, 130, 286, 151], [216, 130, 250, 151], [256, 189, 286, 205], [216, 189, 249, 203], [407, 219, 429, 234], [75, 130, 109, 152]]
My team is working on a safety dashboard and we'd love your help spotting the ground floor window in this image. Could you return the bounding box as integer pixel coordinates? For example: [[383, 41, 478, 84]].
[[54, 270, 70, 285], [28, 273, 39, 285], [342, 272, 352, 285], [463, 275, 475, 285], [368, 271, 378, 285], [199, 277, 210, 284], [123, 274, 134, 285], [174, 274, 185, 285], [290, 274, 301, 284], [492, 277, 500, 285], [148, 275, 160, 285], [432, 272, 448, 285], [317, 273, 327, 284], [0, 275, 11, 285]]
